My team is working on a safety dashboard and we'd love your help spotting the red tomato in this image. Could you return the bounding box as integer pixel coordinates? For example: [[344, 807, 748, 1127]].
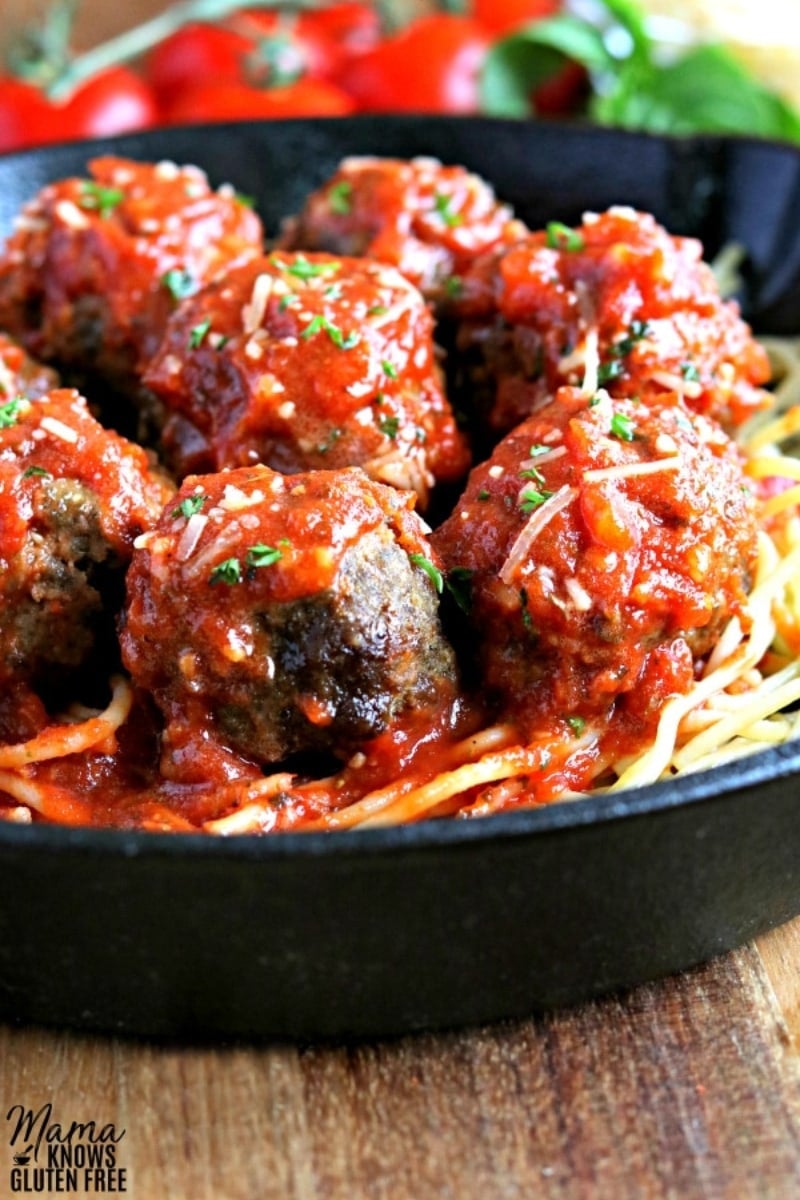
[[58, 67, 159, 140], [146, 24, 253, 104], [300, 3, 381, 70], [229, 11, 332, 85], [0, 79, 61, 154], [338, 15, 490, 113], [163, 77, 356, 124], [472, 0, 561, 36]]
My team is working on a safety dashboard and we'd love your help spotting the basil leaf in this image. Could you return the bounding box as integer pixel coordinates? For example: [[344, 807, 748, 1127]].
[[481, 16, 611, 118]]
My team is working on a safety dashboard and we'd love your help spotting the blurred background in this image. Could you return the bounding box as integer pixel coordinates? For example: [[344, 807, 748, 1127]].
[[0, 0, 798, 154]]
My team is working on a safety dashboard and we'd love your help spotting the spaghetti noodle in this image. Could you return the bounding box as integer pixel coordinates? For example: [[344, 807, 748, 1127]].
[[1, 157, 800, 834]]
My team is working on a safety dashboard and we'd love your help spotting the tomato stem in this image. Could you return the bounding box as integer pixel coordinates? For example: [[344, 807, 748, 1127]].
[[46, 0, 320, 100]]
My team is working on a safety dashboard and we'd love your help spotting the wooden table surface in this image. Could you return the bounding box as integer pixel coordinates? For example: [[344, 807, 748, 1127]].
[[2, 3, 800, 1196], [2, 918, 799, 1198]]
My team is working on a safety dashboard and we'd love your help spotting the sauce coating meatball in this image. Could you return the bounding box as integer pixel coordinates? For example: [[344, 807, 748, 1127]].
[[0, 387, 172, 691], [143, 251, 470, 505], [0, 332, 59, 400], [0, 156, 262, 396], [432, 385, 759, 733], [457, 206, 771, 435], [121, 465, 458, 772], [279, 156, 526, 313]]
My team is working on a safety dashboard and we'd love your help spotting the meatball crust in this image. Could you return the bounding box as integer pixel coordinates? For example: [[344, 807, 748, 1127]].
[[121, 465, 458, 769], [432, 385, 759, 729], [457, 206, 771, 435], [143, 251, 470, 504], [0, 156, 262, 393], [0, 387, 172, 688], [279, 155, 527, 314]]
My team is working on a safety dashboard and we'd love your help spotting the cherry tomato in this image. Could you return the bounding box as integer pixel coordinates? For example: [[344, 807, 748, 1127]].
[[532, 60, 589, 116], [338, 15, 490, 114], [163, 77, 356, 125], [229, 11, 332, 85], [472, 0, 561, 36], [0, 79, 60, 154], [58, 67, 159, 140], [297, 3, 381, 72], [146, 24, 253, 104]]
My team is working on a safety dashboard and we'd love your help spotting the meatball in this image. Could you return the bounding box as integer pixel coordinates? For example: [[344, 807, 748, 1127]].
[[0, 332, 59, 400], [0, 156, 262, 397], [432, 385, 759, 732], [143, 251, 470, 505], [121, 464, 458, 770], [456, 206, 772, 435], [0, 387, 172, 690], [279, 156, 526, 314]]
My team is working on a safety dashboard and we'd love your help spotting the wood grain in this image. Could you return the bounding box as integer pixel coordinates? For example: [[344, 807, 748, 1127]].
[[2, 941, 800, 1199]]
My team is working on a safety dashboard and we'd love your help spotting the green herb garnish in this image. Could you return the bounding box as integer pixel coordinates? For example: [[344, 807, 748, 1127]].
[[545, 221, 585, 252], [328, 180, 353, 215], [188, 319, 212, 350], [79, 181, 125, 218], [609, 411, 636, 441], [378, 415, 400, 439], [22, 465, 51, 479], [409, 553, 444, 594], [209, 558, 242, 586], [162, 268, 197, 301], [0, 397, 24, 428], [172, 494, 207, 519], [519, 487, 554, 513], [246, 543, 284, 569], [433, 192, 464, 228]]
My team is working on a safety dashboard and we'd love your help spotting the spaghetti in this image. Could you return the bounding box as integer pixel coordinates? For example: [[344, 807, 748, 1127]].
[[1, 157, 800, 835]]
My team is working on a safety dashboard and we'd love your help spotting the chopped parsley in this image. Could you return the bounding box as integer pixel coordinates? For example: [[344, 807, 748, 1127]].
[[22, 465, 51, 479], [0, 397, 24, 428], [681, 361, 701, 382], [520, 463, 546, 484], [279, 293, 301, 311], [566, 715, 586, 736], [234, 191, 256, 209], [477, 488, 490, 501], [188, 319, 212, 350], [409, 553, 444, 594], [246, 543, 284, 569], [444, 275, 464, 299], [273, 255, 341, 281], [161, 268, 198, 301], [368, 304, 389, 317], [529, 443, 549, 457], [609, 411, 636, 442], [597, 359, 625, 386], [433, 192, 463, 228], [301, 313, 359, 349], [378, 415, 400, 439], [614, 319, 651, 357], [545, 221, 585, 252], [381, 360, 398, 379], [519, 487, 554, 513], [172, 493, 208, 519], [209, 558, 242, 586], [328, 180, 353, 215], [446, 566, 474, 614], [519, 587, 534, 631], [79, 181, 125, 218], [316, 427, 342, 454]]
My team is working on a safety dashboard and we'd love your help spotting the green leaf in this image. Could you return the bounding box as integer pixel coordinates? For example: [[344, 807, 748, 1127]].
[[480, 15, 612, 118], [595, 43, 800, 141]]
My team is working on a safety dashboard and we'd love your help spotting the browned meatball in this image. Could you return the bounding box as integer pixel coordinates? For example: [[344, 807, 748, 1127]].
[[456, 207, 772, 436], [0, 387, 172, 691], [121, 464, 458, 772], [432, 385, 759, 733], [0, 156, 262, 398], [143, 251, 470, 505], [279, 155, 526, 313]]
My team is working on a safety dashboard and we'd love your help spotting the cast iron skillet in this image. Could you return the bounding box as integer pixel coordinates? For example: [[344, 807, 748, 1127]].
[[1, 116, 800, 1041]]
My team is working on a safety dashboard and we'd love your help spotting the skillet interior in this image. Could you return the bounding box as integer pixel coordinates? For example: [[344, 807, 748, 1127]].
[[0, 116, 799, 1040]]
